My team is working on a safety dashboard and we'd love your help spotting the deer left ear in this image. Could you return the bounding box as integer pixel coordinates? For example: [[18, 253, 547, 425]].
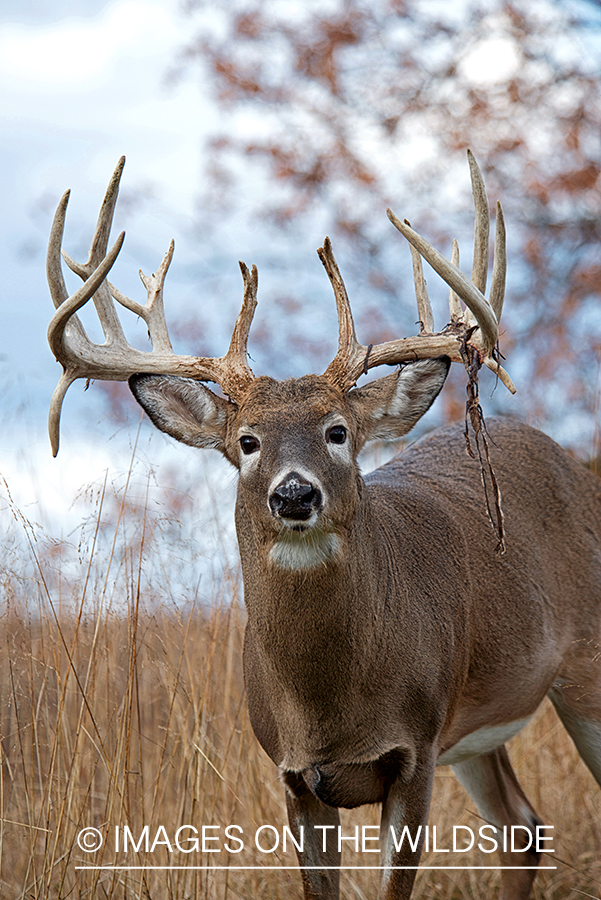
[[129, 373, 235, 455], [348, 356, 451, 444]]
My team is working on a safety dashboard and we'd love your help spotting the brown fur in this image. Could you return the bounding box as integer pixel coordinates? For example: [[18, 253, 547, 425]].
[[129, 367, 601, 900]]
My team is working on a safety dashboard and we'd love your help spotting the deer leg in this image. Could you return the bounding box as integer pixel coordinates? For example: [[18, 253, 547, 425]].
[[377, 759, 435, 900], [548, 666, 601, 787], [452, 746, 542, 900], [284, 776, 341, 900]]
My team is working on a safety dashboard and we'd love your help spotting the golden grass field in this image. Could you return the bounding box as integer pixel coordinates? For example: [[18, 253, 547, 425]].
[[1, 462, 600, 900]]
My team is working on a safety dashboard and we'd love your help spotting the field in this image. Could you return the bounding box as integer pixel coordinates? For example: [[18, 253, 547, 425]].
[[1, 458, 600, 900]]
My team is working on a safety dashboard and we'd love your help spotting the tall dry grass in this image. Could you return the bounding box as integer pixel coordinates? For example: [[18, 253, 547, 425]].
[[1, 459, 600, 900]]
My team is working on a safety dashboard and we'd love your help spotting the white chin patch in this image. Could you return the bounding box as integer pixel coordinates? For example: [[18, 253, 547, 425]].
[[269, 525, 341, 571]]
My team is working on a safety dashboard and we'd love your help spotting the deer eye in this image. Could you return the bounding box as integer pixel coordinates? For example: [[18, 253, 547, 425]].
[[327, 425, 347, 445], [240, 435, 260, 455]]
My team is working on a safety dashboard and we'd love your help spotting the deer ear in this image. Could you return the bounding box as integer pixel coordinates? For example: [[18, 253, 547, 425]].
[[348, 357, 450, 444], [129, 374, 234, 454]]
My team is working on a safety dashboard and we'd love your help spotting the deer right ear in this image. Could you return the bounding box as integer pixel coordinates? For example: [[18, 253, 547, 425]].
[[129, 374, 234, 455]]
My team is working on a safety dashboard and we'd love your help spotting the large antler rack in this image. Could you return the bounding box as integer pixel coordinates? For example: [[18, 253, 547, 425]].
[[321, 150, 515, 395], [46, 157, 257, 456], [47, 152, 514, 457]]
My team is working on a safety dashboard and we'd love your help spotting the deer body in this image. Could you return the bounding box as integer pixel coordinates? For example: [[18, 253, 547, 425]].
[[243, 415, 588, 782], [46, 155, 601, 899], [235, 405, 601, 900]]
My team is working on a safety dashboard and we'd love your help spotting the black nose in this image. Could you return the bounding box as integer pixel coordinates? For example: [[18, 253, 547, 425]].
[[269, 472, 322, 521]]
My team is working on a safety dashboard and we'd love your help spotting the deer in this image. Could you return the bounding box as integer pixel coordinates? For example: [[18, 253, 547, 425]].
[[46, 153, 601, 900]]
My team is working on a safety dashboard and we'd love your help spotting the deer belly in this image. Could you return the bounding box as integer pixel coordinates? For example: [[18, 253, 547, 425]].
[[436, 716, 532, 766]]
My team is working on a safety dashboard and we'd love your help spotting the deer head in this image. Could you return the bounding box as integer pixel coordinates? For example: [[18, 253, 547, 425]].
[[46, 153, 512, 572]]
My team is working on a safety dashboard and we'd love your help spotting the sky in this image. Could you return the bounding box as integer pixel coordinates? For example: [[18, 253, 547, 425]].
[[0, 0, 474, 536], [0, 0, 230, 535], [1, 0, 599, 547], [2, 0, 432, 563]]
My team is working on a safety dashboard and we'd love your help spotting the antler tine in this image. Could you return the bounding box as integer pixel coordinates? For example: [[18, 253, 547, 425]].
[[448, 239, 463, 322], [61, 157, 128, 344], [319, 237, 367, 391], [137, 240, 176, 353], [489, 201, 506, 322], [47, 189, 70, 310], [110, 239, 176, 354], [406, 220, 434, 333], [48, 371, 78, 458], [46, 188, 88, 349], [215, 262, 258, 399], [468, 149, 489, 297], [62, 156, 126, 281], [230, 262, 258, 357]]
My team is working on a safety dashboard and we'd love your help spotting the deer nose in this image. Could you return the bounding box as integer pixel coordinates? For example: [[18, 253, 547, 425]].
[[269, 472, 322, 521]]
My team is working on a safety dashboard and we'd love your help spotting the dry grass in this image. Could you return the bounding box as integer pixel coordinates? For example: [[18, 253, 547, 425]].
[[0, 469, 600, 900]]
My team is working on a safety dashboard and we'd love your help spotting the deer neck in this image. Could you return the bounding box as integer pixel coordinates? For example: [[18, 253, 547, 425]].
[[236, 485, 386, 668], [236, 483, 432, 770]]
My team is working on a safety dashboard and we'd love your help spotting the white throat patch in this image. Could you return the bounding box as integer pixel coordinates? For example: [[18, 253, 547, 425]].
[[269, 525, 341, 571]]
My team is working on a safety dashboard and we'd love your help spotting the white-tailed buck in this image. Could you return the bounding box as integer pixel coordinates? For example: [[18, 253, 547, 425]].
[[47, 154, 601, 900]]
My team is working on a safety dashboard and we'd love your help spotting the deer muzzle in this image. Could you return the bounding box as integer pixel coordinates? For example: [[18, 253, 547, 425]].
[[269, 472, 323, 523]]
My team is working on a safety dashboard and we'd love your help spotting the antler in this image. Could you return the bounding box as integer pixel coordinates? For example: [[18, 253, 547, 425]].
[[322, 151, 515, 394], [47, 157, 257, 455]]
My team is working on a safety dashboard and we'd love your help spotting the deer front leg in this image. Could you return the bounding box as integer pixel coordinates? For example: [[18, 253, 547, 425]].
[[284, 776, 341, 900], [377, 758, 435, 900]]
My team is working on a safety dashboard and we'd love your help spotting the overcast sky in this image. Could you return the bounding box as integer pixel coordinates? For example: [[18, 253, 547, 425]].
[[1, 0, 599, 537], [0, 0, 231, 530], [0, 0, 427, 532]]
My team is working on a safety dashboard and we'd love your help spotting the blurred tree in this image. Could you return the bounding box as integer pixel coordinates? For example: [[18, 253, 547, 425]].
[[167, 0, 601, 451]]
